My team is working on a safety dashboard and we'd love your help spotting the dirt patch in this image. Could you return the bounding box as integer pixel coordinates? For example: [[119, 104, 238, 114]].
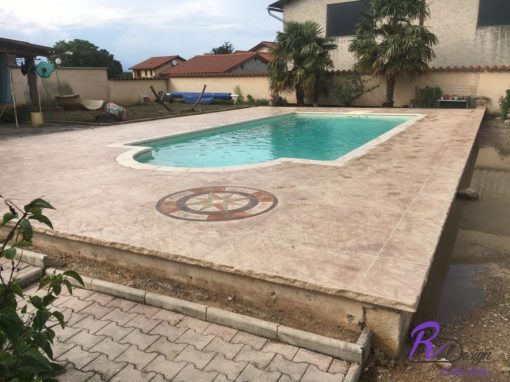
[[45, 251, 359, 343]]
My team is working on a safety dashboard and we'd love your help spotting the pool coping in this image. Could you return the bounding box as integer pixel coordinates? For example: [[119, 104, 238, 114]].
[[112, 112, 425, 173]]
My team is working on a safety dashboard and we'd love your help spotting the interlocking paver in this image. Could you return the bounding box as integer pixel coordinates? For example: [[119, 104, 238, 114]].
[[90, 337, 130, 360], [177, 316, 211, 333], [267, 354, 308, 381], [83, 354, 127, 380], [52, 340, 75, 359], [119, 328, 159, 350], [73, 314, 111, 334], [106, 297, 138, 312], [234, 345, 275, 369], [146, 337, 187, 360], [84, 292, 115, 305], [150, 321, 188, 341], [79, 302, 115, 319], [204, 337, 243, 359], [174, 363, 218, 382], [102, 308, 138, 326], [329, 359, 350, 375], [213, 374, 231, 382], [59, 296, 94, 312], [124, 314, 161, 332], [96, 321, 134, 342], [152, 309, 185, 325], [143, 354, 187, 380], [67, 287, 95, 299], [174, 345, 216, 369], [110, 364, 155, 382], [237, 364, 281, 382], [204, 354, 247, 380], [230, 332, 267, 350], [53, 325, 83, 342], [67, 310, 89, 326], [57, 345, 100, 369], [301, 364, 346, 382], [56, 367, 98, 382], [150, 374, 171, 382], [261, 340, 299, 360], [27, 286, 357, 382], [67, 329, 106, 350], [115, 344, 158, 370], [293, 348, 333, 372], [176, 329, 215, 350], [128, 303, 161, 317], [203, 323, 238, 341]]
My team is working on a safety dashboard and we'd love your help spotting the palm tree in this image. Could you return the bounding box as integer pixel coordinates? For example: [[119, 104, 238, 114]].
[[349, 0, 438, 106], [268, 21, 337, 106]]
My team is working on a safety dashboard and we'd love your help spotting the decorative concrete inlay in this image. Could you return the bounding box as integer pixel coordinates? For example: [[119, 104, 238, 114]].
[[156, 186, 278, 222]]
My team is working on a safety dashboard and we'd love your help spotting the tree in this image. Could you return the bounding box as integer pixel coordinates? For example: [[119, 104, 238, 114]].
[[53, 39, 123, 79], [348, 0, 438, 106], [209, 42, 235, 55], [268, 21, 337, 106]]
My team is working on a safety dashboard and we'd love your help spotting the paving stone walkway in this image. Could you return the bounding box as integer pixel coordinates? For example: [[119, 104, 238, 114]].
[[23, 285, 351, 381]]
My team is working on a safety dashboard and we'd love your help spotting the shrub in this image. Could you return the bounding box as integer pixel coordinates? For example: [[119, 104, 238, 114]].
[[414, 86, 443, 108], [233, 85, 245, 104], [271, 95, 288, 107], [0, 196, 83, 381], [328, 74, 364, 106], [500, 88, 510, 119]]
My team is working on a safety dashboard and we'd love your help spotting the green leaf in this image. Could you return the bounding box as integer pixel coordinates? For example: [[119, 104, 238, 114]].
[[11, 282, 23, 297], [29, 296, 44, 310], [1, 212, 17, 227], [62, 270, 84, 287], [2, 247, 16, 259], [38, 276, 52, 290], [17, 347, 55, 374], [62, 279, 73, 295], [33, 309, 52, 331], [24, 198, 55, 212], [19, 219, 33, 241], [52, 311, 65, 329], [42, 294, 56, 306], [29, 214, 54, 229]]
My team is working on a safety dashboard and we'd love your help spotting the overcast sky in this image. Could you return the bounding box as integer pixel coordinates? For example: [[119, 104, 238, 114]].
[[0, 0, 282, 70]]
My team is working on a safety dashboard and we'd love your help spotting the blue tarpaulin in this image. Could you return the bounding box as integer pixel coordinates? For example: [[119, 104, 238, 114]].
[[0, 54, 12, 104], [169, 92, 231, 104]]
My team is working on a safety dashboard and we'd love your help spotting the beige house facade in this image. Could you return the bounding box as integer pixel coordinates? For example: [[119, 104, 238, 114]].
[[272, 0, 510, 70]]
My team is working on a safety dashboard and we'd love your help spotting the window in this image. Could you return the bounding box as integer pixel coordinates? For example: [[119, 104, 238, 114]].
[[327, 0, 369, 37], [478, 0, 510, 27]]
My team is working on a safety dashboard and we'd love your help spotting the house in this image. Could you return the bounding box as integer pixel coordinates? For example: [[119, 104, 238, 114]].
[[249, 41, 276, 53], [129, 55, 185, 79], [270, 0, 510, 70], [161, 52, 272, 78]]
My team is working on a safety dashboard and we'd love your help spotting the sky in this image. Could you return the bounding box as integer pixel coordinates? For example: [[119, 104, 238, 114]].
[[0, 0, 282, 70]]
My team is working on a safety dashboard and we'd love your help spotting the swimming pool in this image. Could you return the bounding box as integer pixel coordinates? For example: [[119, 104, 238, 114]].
[[133, 113, 413, 168]]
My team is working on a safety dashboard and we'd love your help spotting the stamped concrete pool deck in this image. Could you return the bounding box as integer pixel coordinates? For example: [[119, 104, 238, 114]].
[[0, 107, 484, 353]]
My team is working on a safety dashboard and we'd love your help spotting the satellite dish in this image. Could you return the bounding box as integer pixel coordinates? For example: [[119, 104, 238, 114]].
[[35, 61, 55, 78], [171, 59, 178, 66]]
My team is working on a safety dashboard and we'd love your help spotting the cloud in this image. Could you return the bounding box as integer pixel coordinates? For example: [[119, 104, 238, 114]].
[[0, 0, 281, 67]]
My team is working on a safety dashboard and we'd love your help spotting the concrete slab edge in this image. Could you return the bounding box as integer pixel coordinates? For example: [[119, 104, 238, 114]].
[[44, 267, 369, 373], [17, 267, 43, 288], [13, 248, 47, 268]]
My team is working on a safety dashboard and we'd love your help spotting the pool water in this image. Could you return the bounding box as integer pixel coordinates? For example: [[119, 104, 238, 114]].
[[134, 113, 411, 168]]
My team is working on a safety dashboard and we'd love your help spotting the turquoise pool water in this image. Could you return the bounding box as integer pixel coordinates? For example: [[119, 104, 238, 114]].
[[134, 113, 411, 168]]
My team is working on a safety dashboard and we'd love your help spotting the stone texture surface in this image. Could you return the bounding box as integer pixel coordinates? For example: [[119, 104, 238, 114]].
[[0, 107, 485, 312], [43, 287, 353, 381]]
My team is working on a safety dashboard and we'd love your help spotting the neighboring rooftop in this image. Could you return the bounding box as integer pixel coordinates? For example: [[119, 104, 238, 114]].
[[0, 37, 52, 57], [129, 55, 185, 70], [249, 41, 276, 52], [161, 52, 272, 77]]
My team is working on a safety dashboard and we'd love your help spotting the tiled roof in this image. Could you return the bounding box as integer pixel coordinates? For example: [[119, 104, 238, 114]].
[[161, 52, 272, 77], [129, 55, 184, 70], [249, 41, 276, 52]]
